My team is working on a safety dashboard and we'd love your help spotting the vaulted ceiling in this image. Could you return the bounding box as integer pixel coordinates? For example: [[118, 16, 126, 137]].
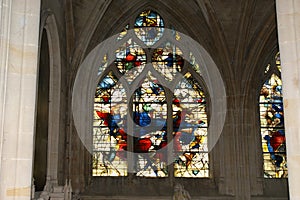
[[66, 0, 278, 94]]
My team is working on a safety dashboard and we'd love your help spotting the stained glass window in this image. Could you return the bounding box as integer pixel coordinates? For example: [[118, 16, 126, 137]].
[[117, 24, 129, 41], [259, 53, 288, 178], [93, 10, 209, 178], [133, 72, 168, 177], [93, 72, 128, 176], [134, 10, 164, 46], [173, 73, 208, 177], [115, 39, 146, 83], [152, 42, 184, 81]]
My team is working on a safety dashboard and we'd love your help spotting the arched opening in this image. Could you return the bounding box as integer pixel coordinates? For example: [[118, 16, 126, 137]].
[[72, 6, 226, 197], [259, 53, 287, 178], [33, 29, 50, 191], [92, 10, 209, 179]]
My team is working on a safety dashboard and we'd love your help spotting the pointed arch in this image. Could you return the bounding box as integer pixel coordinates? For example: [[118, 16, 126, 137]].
[[91, 9, 210, 178], [35, 11, 62, 186], [259, 53, 287, 178], [72, 6, 226, 195]]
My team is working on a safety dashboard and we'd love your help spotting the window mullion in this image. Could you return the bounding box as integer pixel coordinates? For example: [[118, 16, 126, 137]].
[[165, 88, 174, 179], [127, 101, 135, 177]]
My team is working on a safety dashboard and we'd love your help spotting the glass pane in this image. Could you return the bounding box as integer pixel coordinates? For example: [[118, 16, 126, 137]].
[[117, 24, 129, 41], [172, 27, 181, 41], [173, 73, 209, 177], [152, 42, 184, 81], [259, 74, 282, 103], [189, 52, 202, 75], [93, 9, 211, 178], [276, 52, 281, 72], [115, 39, 146, 83], [260, 73, 287, 178], [98, 54, 108, 76], [134, 10, 164, 46], [132, 72, 168, 177], [93, 72, 128, 176]]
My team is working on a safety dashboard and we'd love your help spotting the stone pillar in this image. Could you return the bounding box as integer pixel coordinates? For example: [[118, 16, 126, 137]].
[[276, 1, 300, 199], [0, 0, 41, 199]]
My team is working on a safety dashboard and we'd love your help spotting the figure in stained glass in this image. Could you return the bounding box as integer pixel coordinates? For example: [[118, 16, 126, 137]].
[[259, 53, 287, 178], [115, 39, 146, 77], [173, 73, 209, 177], [93, 72, 128, 176], [152, 43, 184, 81], [93, 9, 209, 178], [131, 73, 168, 177]]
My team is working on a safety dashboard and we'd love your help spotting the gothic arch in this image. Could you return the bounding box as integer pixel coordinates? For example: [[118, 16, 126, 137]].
[[72, 7, 227, 195], [36, 10, 62, 185], [70, 1, 225, 84]]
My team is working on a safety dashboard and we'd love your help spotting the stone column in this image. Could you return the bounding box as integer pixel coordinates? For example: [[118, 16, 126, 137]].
[[0, 0, 41, 199], [276, 1, 300, 199]]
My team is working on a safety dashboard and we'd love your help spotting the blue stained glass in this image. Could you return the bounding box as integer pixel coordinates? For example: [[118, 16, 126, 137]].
[[98, 54, 108, 76], [115, 39, 146, 83], [134, 10, 164, 27], [134, 10, 164, 46], [95, 72, 118, 103], [133, 111, 151, 127], [133, 73, 168, 177], [260, 53, 287, 178], [93, 72, 128, 176], [173, 73, 209, 177], [93, 10, 209, 178], [152, 42, 184, 81], [99, 77, 115, 89]]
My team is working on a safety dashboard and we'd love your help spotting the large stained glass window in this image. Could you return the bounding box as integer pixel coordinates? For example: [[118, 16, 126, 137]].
[[93, 10, 209, 178], [259, 53, 287, 178]]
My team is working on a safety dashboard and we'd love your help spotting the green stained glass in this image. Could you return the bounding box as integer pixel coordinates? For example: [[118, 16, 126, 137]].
[[115, 39, 146, 83]]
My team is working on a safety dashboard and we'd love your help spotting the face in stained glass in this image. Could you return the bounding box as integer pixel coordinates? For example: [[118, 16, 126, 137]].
[[259, 55, 287, 178]]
